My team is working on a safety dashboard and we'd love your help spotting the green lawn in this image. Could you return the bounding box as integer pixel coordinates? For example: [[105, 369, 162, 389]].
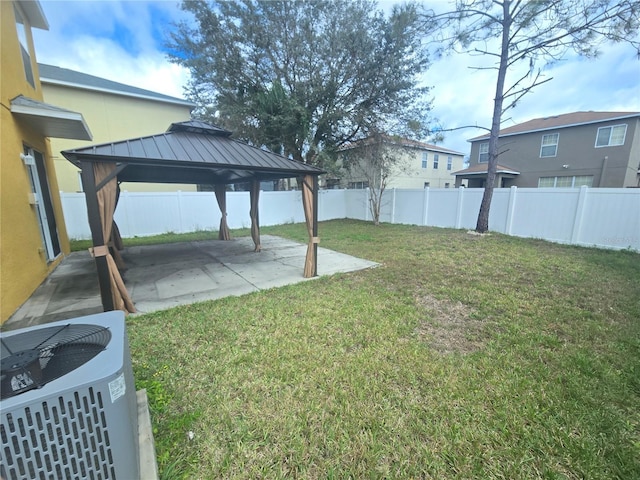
[[122, 219, 640, 479]]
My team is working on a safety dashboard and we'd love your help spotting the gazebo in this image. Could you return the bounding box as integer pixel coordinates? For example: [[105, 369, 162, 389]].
[[61, 120, 325, 314]]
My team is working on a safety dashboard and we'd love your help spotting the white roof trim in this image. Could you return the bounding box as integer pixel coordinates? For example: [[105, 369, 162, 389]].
[[16, 1, 49, 30], [11, 95, 92, 141], [454, 169, 520, 176], [40, 77, 195, 108]]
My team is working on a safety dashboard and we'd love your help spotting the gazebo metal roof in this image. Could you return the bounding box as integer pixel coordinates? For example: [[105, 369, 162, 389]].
[[62, 120, 324, 185]]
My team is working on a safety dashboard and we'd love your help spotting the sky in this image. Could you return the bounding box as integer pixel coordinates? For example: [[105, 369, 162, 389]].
[[32, 0, 640, 157]]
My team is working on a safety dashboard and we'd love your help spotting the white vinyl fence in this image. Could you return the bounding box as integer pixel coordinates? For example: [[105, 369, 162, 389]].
[[61, 186, 640, 251]]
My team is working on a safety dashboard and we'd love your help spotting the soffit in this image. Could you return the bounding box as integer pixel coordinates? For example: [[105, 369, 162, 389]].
[[11, 95, 93, 141]]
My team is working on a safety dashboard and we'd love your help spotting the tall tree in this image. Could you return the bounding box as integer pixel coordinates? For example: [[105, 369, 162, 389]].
[[422, 0, 639, 232], [169, 0, 432, 168]]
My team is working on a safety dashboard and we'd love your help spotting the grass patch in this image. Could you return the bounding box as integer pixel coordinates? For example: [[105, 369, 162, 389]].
[[125, 219, 640, 479]]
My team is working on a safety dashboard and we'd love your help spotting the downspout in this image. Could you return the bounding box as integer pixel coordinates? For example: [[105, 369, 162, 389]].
[[599, 156, 608, 187]]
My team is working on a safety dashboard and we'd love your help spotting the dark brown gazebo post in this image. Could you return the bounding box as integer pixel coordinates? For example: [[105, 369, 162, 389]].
[[80, 161, 135, 314], [80, 160, 114, 311], [249, 180, 261, 252], [301, 174, 319, 277], [313, 175, 319, 276]]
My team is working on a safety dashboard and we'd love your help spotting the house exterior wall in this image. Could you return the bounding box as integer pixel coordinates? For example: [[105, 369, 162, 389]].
[[1, 1, 70, 323], [468, 116, 640, 188], [340, 143, 465, 189], [42, 82, 196, 192], [390, 146, 464, 188]]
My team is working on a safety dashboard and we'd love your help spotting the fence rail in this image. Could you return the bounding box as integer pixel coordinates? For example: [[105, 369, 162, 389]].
[[61, 186, 640, 251]]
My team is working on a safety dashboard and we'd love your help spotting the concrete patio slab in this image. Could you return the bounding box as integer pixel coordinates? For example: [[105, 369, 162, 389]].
[[3, 235, 378, 331]]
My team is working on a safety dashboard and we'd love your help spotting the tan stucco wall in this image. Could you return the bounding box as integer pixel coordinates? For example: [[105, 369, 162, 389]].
[[341, 144, 465, 189], [1, 1, 70, 323], [42, 83, 196, 192], [389, 148, 465, 189]]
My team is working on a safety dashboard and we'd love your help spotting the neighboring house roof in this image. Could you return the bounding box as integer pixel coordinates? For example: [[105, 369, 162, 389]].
[[469, 111, 640, 141], [61, 120, 324, 185], [452, 163, 520, 176], [38, 63, 195, 108], [341, 134, 464, 156]]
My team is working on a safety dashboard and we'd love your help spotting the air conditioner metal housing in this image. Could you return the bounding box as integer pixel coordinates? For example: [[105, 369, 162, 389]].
[[1, 311, 139, 480]]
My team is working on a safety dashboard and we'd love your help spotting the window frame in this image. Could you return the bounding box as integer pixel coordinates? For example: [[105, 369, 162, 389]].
[[537, 175, 594, 188], [421, 152, 428, 169], [447, 156, 452, 171], [595, 124, 627, 148], [14, 4, 35, 88], [539, 133, 559, 158], [478, 143, 489, 163], [433, 154, 439, 169]]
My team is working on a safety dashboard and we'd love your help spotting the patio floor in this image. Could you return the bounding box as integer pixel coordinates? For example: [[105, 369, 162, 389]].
[[3, 235, 378, 331]]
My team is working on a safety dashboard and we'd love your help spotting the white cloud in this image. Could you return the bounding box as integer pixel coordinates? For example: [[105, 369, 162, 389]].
[[428, 41, 640, 155], [31, 0, 639, 158], [39, 35, 190, 98], [33, 1, 191, 98]]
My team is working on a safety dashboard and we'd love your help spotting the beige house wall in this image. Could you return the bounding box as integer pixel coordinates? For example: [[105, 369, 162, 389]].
[[389, 147, 465, 189], [341, 143, 465, 189], [42, 83, 196, 192]]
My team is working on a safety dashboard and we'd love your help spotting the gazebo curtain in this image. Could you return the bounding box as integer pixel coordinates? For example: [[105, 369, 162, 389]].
[[110, 184, 126, 270], [250, 180, 261, 252], [93, 163, 136, 314], [214, 185, 231, 240], [301, 174, 318, 278]]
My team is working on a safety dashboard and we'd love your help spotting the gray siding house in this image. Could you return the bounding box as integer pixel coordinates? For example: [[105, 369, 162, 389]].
[[454, 111, 640, 188]]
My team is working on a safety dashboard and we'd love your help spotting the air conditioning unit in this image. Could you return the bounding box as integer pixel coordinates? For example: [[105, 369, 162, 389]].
[[1, 311, 139, 479]]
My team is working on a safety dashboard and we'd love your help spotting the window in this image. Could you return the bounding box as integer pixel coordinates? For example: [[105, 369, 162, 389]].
[[538, 175, 593, 188], [445, 183, 450, 188], [538, 177, 555, 188], [596, 124, 627, 147], [447, 156, 452, 170], [424, 182, 430, 188], [421, 152, 428, 169], [348, 181, 369, 189], [540, 133, 559, 157], [433, 154, 439, 169], [14, 5, 35, 88], [574, 176, 593, 187], [478, 143, 489, 163]]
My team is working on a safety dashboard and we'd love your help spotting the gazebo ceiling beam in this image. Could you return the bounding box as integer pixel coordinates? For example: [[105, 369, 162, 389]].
[[95, 163, 128, 192]]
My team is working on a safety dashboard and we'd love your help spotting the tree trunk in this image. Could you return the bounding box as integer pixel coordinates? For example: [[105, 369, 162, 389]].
[[475, 0, 512, 233]]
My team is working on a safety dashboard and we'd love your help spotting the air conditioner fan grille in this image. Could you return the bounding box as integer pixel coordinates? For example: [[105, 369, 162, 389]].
[[1, 324, 111, 400]]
